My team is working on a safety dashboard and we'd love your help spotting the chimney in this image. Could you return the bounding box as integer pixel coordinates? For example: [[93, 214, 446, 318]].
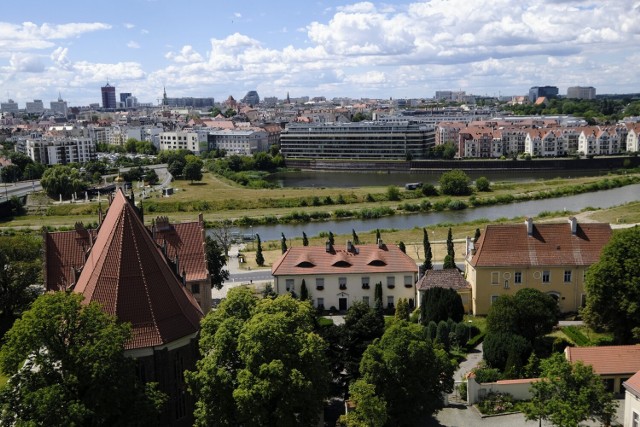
[[347, 240, 353, 252], [325, 241, 332, 253], [568, 217, 577, 235], [525, 217, 533, 236], [181, 269, 187, 287]]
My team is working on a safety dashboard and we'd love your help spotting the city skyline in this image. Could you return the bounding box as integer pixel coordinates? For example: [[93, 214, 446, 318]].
[[0, 0, 639, 106]]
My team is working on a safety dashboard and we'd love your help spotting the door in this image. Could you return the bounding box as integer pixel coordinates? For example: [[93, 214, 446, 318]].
[[339, 297, 347, 311]]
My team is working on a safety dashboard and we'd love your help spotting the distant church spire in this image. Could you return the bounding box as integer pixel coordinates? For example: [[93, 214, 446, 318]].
[[286, 91, 290, 104], [163, 86, 168, 106]]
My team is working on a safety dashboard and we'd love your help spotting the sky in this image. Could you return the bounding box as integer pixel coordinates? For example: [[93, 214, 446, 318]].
[[1, 0, 639, 107]]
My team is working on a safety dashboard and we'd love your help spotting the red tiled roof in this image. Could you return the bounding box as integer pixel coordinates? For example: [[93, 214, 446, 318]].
[[44, 224, 97, 291], [272, 243, 418, 276], [416, 269, 471, 291], [623, 370, 640, 397], [470, 220, 612, 267], [73, 190, 202, 350], [154, 220, 208, 282], [565, 345, 640, 376]]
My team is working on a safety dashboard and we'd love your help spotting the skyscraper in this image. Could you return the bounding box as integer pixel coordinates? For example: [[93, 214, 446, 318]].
[[101, 83, 116, 109]]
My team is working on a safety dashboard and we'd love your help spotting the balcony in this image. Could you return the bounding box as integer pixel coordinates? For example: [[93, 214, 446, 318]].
[[362, 284, 370, 290], [339, 284, 347, 290], [316, 286, 324, 291]]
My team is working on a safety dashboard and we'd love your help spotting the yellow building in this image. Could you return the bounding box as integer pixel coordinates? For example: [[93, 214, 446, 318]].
[[465, 217, 612, 315]]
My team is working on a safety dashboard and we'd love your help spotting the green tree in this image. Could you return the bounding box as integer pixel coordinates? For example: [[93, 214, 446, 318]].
[[183, 157, 204, 183], [187, 292, 329, 426], [474, 228, 481, 243], [420, 287, 465, 324], [0, 164, 21, 183], [523, 353, 617, 427], [398, 241, 406, 253], [300, 279, 308, 301], [583, 226, 640, 343], [352, 228, 359, 245], [0, 292, 164, 426], [439, 170, 471, 196], [386, 185, 401, 201], [255, 234, 264, 266], [475, 176, 491, 192], [40, 165, 88, 199], [281, 232, 287, 253], [339, 301, 385, 390], [338, 379, 387, 427], [0, 235, 42, 335], [483, 331, 531, 373], [302, 231, 309, 246], [487, 288, 559, 345], [395, 298, 409, 321], [23, 162, 45, 180], [446, 227, 455, 260], [360, 322, 455, 425], [205, 236, 229, 290], [422, 228, 433, 271], [435, 320, 450, 351]]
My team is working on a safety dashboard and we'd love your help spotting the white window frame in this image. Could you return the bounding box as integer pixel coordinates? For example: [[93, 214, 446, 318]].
[[387, 296, 394, 308], [564, 270, 572, 283], [491, 272, 499, 285], [317, 297, 324, 308], [491, 295, 499, 304], [542, 270, 551, 283], [285, 279, 294, 292], [514, 271, 522, 284]]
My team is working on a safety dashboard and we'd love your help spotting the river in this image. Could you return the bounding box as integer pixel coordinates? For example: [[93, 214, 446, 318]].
[[213, 184, 640, 241]]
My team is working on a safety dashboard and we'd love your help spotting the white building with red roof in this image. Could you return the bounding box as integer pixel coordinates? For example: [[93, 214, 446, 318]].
[[271, 240, 419, 312], [565, 345, 640, 395], [624, 370, 640, 427]]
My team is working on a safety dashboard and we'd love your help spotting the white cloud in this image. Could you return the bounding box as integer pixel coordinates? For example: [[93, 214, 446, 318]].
[[165, 45, 203, 63], [9, 53, 45, 72], [234, 12, 242, 18], [124, 23, 135, 29], [127, 41, 141, 49]]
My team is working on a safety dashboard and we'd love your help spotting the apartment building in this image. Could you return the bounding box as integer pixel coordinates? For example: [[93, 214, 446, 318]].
[[566, 86, 596, 100], [25, 137, 96, 165], [206, 129, 268, 155], [159, 131, 204, 154]]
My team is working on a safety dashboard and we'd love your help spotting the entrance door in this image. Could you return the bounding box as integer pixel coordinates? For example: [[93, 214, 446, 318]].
[[339, 297, 348, 311]]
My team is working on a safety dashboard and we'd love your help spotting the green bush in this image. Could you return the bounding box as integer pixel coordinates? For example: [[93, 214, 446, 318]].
[[561, 326, 590, 346], [477, 392, 515, 415]]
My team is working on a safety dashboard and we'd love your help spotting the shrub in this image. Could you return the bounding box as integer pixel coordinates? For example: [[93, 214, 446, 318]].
[[448, 200, 467, 210], [421, 183, 438, 196], [562, 326, 590, 346], [477, 392, 515, 415], [475, 176, 491, 192]]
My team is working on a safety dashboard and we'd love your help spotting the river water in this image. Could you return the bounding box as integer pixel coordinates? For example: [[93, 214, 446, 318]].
[[215, 184, 640, 241]]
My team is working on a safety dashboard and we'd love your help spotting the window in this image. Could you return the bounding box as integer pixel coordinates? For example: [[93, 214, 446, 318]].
[[286, 279, 294, 292], [404, 275, 413, 287], [191, 283, 200, 294], [504, 280, 509, 289], [491, 295, 499, 304], [315, 278, 324, 290], [564, 270, 572, 283], [387, 276, 395, 289], [542, 270, 550, 283], [339, 277, 347, 290], [361, 277, 370, 289], [363, 296, 370, 306], [387, 296, 394, 308], [514, 271, 522, 284], [633, 411, 639, 427], [491, 272, 499, 285], [317, 297, 324, 309]]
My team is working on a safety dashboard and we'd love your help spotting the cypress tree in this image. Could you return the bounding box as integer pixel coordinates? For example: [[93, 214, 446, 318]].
[[422, 228, 433, 271], [328, 231, 335, 246], [446, 227, 455, 260], [255, 234, 264, 266], [474, 228, 481, 243], [352, 229, 359, 245], [281, 233, 288, 254], [302, 231, 309, 246], [398, 241, 406, 253], [375, 229, 381, 243]]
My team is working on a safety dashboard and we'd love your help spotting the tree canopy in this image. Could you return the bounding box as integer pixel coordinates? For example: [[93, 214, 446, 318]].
[[40, 165, 89, 199], [0, 292, 164, 426], [204, 236, 229, 290], [523, 353, 617, 427], [186, 289, 329, 427], [0, 234, 42, 336], [439, 170, 471, 196], [421, 228, 433, 271], [359, 322, 455, 425], [583, 226, 640, 343], [420, 287, 464, 325]]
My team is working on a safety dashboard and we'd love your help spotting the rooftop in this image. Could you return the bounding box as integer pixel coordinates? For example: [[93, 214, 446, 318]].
[[565, 345, 640, 376]]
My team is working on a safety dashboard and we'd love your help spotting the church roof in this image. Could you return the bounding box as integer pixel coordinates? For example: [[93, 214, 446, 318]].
[[73, 190, 202, 350]]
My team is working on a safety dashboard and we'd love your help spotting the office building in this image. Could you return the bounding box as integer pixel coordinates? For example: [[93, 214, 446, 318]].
[[0, 99, 19, 114], [528, 86, 559, 103], [26, 99, 45, 115], [242, 90, 260, 106], [567, 86, 596, 100], [101, 83, 117, 109], [50, 95, 68, 117]]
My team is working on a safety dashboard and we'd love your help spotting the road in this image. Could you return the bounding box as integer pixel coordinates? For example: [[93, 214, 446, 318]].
[[0, 180, 42, 202]]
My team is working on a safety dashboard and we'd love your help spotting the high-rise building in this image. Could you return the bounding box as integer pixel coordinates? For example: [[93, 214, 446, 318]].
[[528, 86, 559, 103], [26, 99, 45, 114], [566, 86, 596, 100], [0, 99, 19, 114], [50, 94, 68, 117], [101, 83, 117, 109], [242, 90, 260, 106], [119, 92, 132, 104]]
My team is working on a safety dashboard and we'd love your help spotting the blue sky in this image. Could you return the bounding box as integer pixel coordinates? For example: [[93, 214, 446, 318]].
[[1, 0, 639, 106]]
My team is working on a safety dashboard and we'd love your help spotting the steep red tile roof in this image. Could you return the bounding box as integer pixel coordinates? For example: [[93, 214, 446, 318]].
[[153, 219, 208, 282], [272, 243, 418, 276], [44, 224, 97, 291], [565, 345, 640, 375], [73, 190, 202, 350], [416, 269, 471, 291], [623, 370, 640, 397], [470, 220, 612, 267]]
